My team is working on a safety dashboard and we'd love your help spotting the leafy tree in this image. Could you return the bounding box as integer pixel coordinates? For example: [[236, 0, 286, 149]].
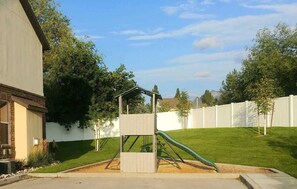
[[158, 102, 171, 112], [88, 65, 139, 150], [220, 23, 297, 104], [177, 91, 192, 129], [45, 74, 92, 130], [30, 0, 139, 133], [200, 90, 214, 107], [152, 85, 159, 94], [219, 69, 244, 104], [247, 76, 276, 136], [175, 88, 181, 98]]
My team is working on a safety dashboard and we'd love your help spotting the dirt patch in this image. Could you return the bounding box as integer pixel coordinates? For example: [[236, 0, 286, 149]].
[[67, 159, 273, 174]]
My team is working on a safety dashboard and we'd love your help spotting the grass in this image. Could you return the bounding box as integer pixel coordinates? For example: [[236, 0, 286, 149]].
[[36, 127, 297, 178]]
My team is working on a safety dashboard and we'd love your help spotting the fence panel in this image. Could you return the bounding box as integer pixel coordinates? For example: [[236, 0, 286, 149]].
[[204, 106, 216, 128], [46, 95, 296, 142], [273, 96, 290, 126], [233, 102, 246, 127], [217, 104, 231, 127], [191, 109, 203, 128]]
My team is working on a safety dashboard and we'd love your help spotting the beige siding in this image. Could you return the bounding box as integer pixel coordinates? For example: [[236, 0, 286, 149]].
[[27, 109, 43, 156], [14, 102, 27, 160], [14, 102, 43, 160], [120, 152, 156, 173], [120, 114, 155, 135], [120, 153, 137, 172], [0, 0, 43, 96]]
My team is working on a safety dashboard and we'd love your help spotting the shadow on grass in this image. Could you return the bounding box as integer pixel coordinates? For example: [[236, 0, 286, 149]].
[[240, 127, 259, 135], [55, 140, 94, 162], [99, 138, 110, 150], [268, 136, 297, 159]]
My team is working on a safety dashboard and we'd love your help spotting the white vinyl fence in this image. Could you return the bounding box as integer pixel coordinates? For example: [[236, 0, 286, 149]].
[[46, 95, 297, 142]]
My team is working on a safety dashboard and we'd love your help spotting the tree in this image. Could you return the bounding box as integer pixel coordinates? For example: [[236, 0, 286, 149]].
[[158, 102, 171, 112], [30, 0, 140, 134], [219, 69, 244, 104], [176, 91, 192, 129], [248, 76, 276, 136], [88, 65, 139, 151], [30, 0, 104, 128], [174, 88, 181, 98], [152, 85, 160, 94], [220, 23, 297, 104], [200, 90, 215, 107], [45, 74, 92, 130]]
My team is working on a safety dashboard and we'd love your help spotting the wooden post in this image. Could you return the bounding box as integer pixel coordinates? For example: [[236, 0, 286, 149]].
[[119, 96, 123, 153], [152, 94, 156, 113], [119, 96, 123, 114]]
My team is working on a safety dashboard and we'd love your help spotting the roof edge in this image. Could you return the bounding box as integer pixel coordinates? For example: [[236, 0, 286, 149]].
[[19, 0, 50, 51]]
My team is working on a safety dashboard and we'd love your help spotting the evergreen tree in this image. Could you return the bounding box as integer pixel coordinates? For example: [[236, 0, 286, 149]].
[[175, 88, 181, 98]]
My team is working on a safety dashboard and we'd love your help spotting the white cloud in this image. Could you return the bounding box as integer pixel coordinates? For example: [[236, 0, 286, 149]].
[[76, 35, 104, 41], [161, 0, 198, 16], [115, 28, 164, 37], [194, 71, 212, 79], [169, 50, 246, 65], [161, 6, 180, 15], [193, 36, 222, 50], [115, 30, 146, 35], [89, 35, 104, 40], [128, 2, 297, 52], [135, 50, 245, 85], [179, 12, 215, 19], [129, 42, 152, 47], [201, 0, 214, 5]]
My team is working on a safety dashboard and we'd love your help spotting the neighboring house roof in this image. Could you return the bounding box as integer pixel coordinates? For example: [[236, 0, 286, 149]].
[[19, 0, 50, 51], [116, 86, 162, 100], [159, 98, 179, 110]]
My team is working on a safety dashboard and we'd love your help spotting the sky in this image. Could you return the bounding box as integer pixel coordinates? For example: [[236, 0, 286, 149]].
[[55, 0, 297, 98]]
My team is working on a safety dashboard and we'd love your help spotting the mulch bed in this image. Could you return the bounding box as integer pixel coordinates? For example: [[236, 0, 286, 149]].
[[67, 159, 273, 174]]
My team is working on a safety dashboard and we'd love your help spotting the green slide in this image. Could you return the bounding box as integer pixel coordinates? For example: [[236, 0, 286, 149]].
[[156, 130, 219, 172]]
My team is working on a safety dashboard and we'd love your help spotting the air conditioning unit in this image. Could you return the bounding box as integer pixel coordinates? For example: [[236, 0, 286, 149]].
[[0, 160, 16, 174]]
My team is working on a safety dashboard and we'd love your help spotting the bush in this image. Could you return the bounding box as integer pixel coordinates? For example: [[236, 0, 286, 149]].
[[27, 140, 55, 168], [49, 140, 58, 157], [15, 160, 25, 171]]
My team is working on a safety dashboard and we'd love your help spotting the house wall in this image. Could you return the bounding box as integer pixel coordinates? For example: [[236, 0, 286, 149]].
[[0, 0, 43, 96], [26, 109, 43, 156], [14, 102, 27, 160], [14, 102, 43, 160]]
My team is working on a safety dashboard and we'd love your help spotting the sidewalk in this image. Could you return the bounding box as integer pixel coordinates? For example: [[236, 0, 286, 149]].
[[1, 170, 297, 189]]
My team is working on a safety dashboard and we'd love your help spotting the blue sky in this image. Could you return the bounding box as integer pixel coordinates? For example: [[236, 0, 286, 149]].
[[55, 0, 297, 98]]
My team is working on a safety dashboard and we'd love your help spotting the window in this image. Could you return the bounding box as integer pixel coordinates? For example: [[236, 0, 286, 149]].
[[0, 100, 9, 144]]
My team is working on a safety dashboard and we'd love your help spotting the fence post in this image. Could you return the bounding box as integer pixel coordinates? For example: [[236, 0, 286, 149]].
[[289, 95, 294, 127], [231, 103, 234, 127], [215, 105, 218, 128], [202, 107, 205, 128], [245, 101, 249, 127]]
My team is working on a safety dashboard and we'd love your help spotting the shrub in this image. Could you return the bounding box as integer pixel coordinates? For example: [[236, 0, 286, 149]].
[[49, 140, 58, 158], [27, 140, 54, 168]]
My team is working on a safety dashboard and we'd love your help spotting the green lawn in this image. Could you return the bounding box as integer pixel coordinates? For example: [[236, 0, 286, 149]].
[[36, 127, 297, 178]]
